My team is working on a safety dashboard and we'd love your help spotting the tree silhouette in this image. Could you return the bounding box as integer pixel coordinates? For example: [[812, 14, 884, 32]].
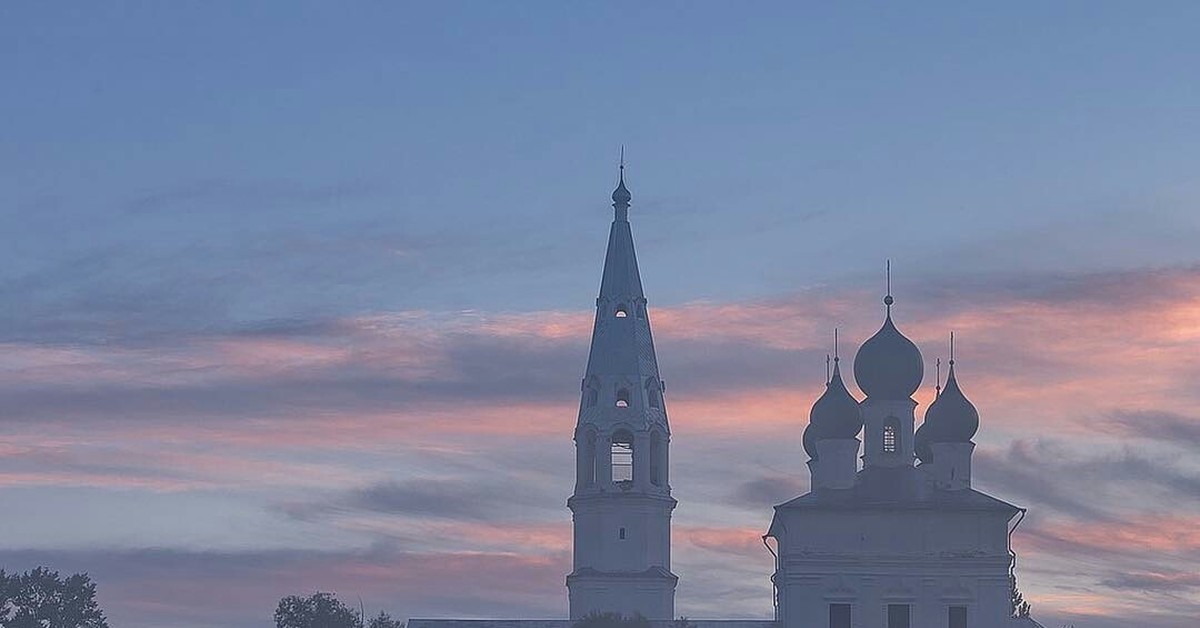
[[275, 592, 362, 628], [671, 617, 696, 628], [1010, 573, 1031, 618], [571, 612, 652, 628], [367, 611, 405, 628], [0, 567, 109, 628]]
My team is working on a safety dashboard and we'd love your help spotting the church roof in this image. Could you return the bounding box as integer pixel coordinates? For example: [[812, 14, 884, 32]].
[[773, 483, 1020, 516], [597, 203, 645, 302]]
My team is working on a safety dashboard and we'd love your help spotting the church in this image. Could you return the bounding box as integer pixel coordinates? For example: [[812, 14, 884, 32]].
[[411, 168, 1044, 628]]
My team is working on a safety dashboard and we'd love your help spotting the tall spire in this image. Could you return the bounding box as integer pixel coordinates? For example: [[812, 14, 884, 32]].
[[570, 163, 676, 619]]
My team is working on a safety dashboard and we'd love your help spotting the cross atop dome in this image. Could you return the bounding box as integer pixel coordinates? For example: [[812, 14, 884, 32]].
[[611, 147, 631, 220]]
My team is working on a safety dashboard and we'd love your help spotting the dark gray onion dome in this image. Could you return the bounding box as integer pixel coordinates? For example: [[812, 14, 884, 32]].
[[815, 361, 862, 438], [914, 410, 951, 463], [802, 421, 821, 459], [914, 422, 933, 463], [803, 361, 862, 459], [916, 363, 979, 463], [853, 313, 924, 399], [925, 364, 979, 442], [612, 174, 631, 205]]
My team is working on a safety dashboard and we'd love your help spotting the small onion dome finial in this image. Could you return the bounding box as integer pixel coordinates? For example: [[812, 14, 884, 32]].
[[612, 171, 631, 206], [611, 147, 631, 209], [804, 357, 863, 459]]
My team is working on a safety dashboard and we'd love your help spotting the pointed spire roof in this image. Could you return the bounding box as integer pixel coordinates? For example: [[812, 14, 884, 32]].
[[598, 159, 644, 301], [580, 162, 665, 433]]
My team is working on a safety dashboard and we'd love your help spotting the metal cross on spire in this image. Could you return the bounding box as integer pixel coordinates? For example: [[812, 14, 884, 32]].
[[884, 259, 894, 313], [936, 358, 942, 398]]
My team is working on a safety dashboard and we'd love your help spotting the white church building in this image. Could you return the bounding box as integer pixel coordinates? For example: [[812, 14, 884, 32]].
[[411, 169, 1043, 628]]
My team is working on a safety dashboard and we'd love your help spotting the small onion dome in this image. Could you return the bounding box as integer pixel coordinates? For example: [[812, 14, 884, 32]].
[[853, 312, 924, 399], [802, 422, 821, 460], [612, 174, 631, 205], [916, 363, 979, 463], [925, 364, 979, 442], [803, 361, 862, 458], [914, 414, 950, 463], [914, 422, 934, 464]]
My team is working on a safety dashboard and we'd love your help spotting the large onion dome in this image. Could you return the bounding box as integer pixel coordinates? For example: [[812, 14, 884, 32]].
[[803, 359, 862, 459], [854, 307, 924, 400]]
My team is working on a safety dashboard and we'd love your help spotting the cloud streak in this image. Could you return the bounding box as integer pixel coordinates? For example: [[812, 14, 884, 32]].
[[3, 264, 1200, 626]]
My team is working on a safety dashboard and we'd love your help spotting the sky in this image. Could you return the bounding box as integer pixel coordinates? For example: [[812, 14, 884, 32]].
[[2, 2, 1200, 627]]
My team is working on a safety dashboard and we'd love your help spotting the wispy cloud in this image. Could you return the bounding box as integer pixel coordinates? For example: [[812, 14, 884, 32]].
[[3, 264, 1200, 626]]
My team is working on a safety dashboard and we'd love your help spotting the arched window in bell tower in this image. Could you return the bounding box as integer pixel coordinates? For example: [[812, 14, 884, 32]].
[[883, 418, 900, 454], [611, 430, 634, 483], [581, 430, 597, 486], [615, 388, 630, 408], [646, 378, 661, 409]]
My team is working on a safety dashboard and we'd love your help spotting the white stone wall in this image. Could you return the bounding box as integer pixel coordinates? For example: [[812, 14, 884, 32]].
[[774, 509, 1014, 628]]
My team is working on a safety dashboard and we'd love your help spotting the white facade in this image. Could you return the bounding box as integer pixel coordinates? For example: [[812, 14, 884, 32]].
[[567, 168, 677, 620], [768, 299, 1029, 628]]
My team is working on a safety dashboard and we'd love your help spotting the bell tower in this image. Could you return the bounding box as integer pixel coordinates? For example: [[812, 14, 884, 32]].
[[566, 161, 677, 620]]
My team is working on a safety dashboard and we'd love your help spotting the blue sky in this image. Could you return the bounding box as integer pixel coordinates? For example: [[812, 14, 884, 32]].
[[2, 3, 1200, 628]]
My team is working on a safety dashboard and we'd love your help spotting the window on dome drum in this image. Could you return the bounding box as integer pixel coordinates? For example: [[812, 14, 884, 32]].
[[883, 419, 899, 453], [887, 604, 910, 628], [829, 603, 851, 628], [616, 389, 630, 408], [949, 606, 967, 628], [611, 431, 634, 483]]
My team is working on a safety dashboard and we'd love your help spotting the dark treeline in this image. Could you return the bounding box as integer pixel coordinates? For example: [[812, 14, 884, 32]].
[[274, 592, 404, 628], [0, 567, 109, 628]]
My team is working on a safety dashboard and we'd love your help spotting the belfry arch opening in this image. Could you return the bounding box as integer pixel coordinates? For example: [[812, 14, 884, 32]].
[[611, 430, 634, 483], [616, 388, 630, 408], [580, 430, 597, 487], [646, 378, 662, 409], [650, 432, 664, 487]]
